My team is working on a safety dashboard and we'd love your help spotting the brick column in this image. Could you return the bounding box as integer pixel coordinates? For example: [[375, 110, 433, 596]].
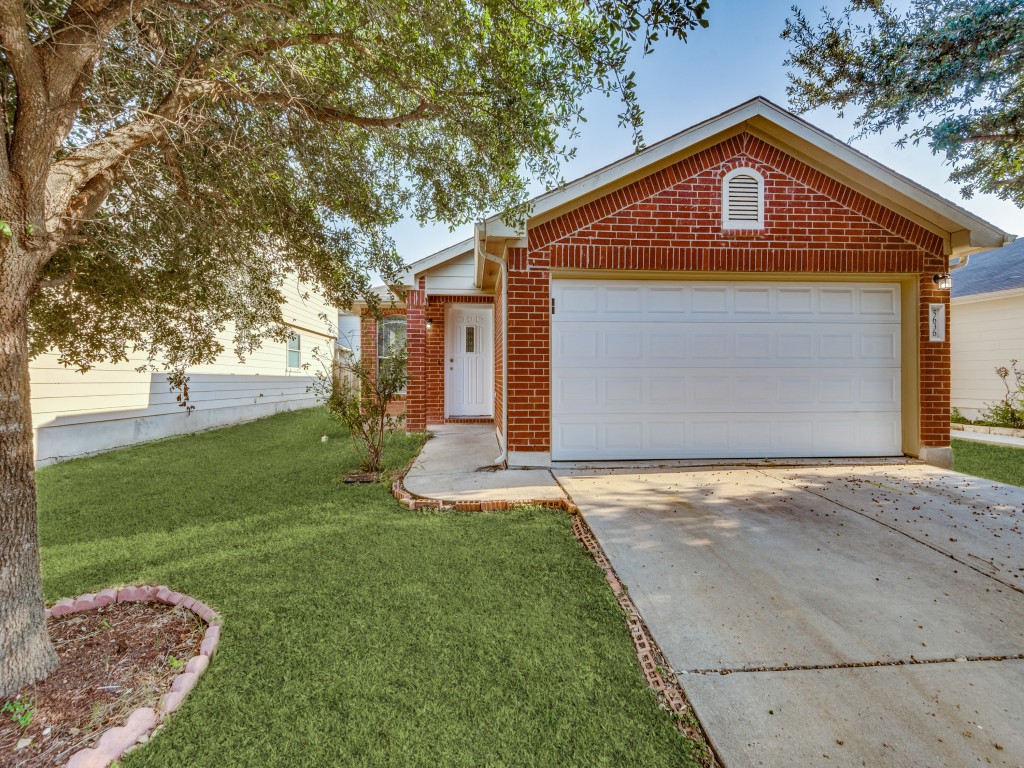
[[918, 270, 952, 467], [404, 286, 427, 432], [505, 247, 551, 463], [360, 313, 378, 384]]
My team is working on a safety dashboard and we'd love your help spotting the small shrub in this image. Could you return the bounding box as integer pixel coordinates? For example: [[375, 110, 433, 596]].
[[950, 408, 971, 425], [312, 334, 407, 473], [979, 360, 1024, 429]]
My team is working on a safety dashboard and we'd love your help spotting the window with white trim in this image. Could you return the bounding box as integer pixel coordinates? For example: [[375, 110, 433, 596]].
[[287, 332, 301, 369], [377, 316, 406, 360], [722, 167, 765, 230], [377, 315, 407, 393]]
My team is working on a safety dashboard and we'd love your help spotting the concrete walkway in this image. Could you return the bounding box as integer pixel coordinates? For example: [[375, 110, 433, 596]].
[[402, 425, 566, 504], [557, 462, 1024, 768], [952, 428, 1024, 449]]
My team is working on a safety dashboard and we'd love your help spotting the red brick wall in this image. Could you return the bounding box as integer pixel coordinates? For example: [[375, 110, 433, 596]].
[[505, 131, 949, 456], [506, 246, 551, 453], [405, 284, 427, 430], [919, 275, 951, 448]]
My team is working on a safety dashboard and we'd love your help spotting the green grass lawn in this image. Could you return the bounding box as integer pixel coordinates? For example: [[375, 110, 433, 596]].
[[952, 438, 1024, 488], [36, 408, 700, 767]]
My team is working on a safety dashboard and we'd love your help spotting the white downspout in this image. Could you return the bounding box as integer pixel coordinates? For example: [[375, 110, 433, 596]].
[[481, 249, 509, 467]]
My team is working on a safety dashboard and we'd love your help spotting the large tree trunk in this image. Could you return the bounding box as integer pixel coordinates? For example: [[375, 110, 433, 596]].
[[0, 302, 57, 697]]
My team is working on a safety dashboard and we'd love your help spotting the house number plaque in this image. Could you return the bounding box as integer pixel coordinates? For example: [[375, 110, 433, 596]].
[[928, 303, 946, 342]]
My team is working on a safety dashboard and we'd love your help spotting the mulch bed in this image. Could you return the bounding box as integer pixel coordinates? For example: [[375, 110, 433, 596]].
[[344, 471, 382, 483], [0, 601, 205, 767]]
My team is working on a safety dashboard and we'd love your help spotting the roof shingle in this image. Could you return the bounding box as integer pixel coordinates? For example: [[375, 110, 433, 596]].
[[951, 239, 1024, 298]]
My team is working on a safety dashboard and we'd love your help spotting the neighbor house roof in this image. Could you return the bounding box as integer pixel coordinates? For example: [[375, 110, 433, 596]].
[[952, 238, 1024, 299]]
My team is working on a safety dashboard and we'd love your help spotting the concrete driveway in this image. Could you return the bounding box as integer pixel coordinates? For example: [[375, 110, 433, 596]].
[[555, 461, 1024, 768]]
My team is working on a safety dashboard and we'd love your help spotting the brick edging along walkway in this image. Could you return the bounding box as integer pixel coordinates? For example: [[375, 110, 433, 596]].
[[390, 473, 716, 765], [45, 586, 221, 768]]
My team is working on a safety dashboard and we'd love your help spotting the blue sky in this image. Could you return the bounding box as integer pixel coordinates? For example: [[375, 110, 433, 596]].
[[388, 0, 1024, 263]]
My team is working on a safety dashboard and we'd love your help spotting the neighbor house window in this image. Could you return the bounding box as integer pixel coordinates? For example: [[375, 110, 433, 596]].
[[722, 167, 765, 230], [287, 332, 301, 369]]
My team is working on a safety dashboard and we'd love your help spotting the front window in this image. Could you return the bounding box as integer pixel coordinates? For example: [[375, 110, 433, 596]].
[[377, 316, 406, 360], [287, 332, 301, 369], [377, 315, 407, 393]]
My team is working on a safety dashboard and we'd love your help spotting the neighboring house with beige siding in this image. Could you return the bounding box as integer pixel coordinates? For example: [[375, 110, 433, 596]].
[[951, 240, 1024, 420], [30, 276, 337, 466]]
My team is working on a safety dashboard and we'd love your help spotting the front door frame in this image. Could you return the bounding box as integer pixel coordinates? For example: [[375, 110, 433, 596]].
[[445, 303, 495, 418]]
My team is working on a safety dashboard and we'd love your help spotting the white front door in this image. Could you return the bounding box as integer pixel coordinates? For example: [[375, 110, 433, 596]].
[[447, 306, 494, 417]]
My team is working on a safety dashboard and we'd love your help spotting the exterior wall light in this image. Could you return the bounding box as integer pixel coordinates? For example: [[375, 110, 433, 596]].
[[932, 273, 952, 291], [425, 317, 433, 330]]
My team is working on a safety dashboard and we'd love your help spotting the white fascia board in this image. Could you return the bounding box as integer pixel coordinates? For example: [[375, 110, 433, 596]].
[[396, 236, 475, 285], [477, 96, 1010, 253], [744, 103, 1011, 250]]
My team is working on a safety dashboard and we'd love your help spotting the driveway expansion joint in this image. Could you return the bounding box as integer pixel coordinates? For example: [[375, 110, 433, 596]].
[[684, 653, 1024, 676]]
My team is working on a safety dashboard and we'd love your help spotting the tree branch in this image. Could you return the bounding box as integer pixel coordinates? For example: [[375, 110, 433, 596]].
[[199, 80, 440, 127], [0, 0, 45, 101], [36, 271, 75, 290], [0, 0, 48, 188]]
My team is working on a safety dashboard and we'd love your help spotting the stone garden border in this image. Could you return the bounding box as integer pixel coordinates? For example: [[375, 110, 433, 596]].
[[390, 474, 717, 766], [44, 585, 221, 768]]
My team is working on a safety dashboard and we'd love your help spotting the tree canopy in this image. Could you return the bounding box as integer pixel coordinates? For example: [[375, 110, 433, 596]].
[[783, 0, 1024, 207], [2, 0, 710, 373], [0, 0, 711, 697]]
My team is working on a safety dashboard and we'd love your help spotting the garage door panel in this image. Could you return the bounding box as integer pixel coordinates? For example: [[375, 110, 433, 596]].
[[554, 282, 900, 324], [552, 412, 901, 460], [553, 321, 899, 367], [551, 370, 900, 414], [551, 279, 902, 460]]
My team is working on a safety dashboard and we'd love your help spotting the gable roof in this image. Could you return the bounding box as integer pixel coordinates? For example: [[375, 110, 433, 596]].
[[406, 97, 1013, 283], [952, 238, 1024, 299]]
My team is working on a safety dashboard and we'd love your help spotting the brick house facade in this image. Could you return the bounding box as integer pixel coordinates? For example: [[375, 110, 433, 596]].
[[354, 99, 1010, 469]]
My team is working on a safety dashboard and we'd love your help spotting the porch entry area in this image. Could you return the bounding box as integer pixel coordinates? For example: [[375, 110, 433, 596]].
[[446, 305, 494, 418]]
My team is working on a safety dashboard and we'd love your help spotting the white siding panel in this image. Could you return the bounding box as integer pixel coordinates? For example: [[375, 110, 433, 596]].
[[30, 276, 336, 464], [951, 294, 1024, 419], [551, 279, 902, 460], [424, 253, 477, 294]]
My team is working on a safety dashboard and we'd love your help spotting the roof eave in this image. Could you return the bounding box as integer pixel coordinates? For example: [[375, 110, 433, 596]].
[[478, 96, 1011, 258]]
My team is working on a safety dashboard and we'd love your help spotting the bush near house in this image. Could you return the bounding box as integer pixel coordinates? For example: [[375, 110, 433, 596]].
[[979, 360, 1024, 429], [951, 360, 1024, 429]]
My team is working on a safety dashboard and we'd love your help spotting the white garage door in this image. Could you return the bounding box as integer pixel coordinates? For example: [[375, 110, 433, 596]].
[[551, 280, 902, 461]]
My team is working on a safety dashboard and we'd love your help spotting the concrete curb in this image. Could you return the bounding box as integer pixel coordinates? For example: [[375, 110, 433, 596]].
[[389, 460, 715, 765], [46, 585, 222, 768], [952, 423, 1024, 438], [391, 474, 577, 512]]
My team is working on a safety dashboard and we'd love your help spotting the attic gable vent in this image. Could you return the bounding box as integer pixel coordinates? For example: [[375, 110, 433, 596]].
[[723, 168, 764, 230]]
